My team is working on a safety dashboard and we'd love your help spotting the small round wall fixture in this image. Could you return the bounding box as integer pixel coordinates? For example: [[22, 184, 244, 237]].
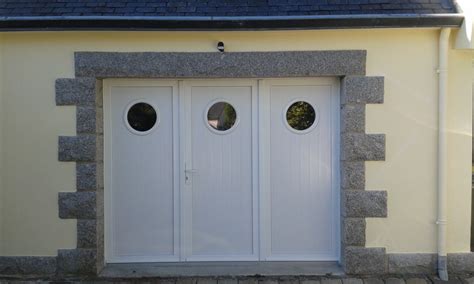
[[217, 41, 225, 52], [124, 101, 159, 135], [205, 100, 239, 134], [284, 100, 319, 134]]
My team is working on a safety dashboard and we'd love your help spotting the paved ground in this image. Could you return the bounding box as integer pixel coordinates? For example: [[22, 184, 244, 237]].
[[2, 275, 474, 284]]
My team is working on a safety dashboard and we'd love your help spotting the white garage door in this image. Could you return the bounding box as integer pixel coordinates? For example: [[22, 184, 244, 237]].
[[104, 79, 339, 263]]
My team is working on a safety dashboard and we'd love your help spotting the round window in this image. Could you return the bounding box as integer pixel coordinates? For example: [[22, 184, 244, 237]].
[[207, 102, 237, 132], [285, 101, 316, 132], [126, 102, 157, 133]]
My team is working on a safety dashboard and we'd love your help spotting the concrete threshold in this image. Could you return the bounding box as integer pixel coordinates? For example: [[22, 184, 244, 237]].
[[100, 261, 344, 278]]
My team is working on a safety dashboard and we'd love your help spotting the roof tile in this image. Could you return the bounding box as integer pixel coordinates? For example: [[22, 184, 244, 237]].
[[0, 0, 456, 17]]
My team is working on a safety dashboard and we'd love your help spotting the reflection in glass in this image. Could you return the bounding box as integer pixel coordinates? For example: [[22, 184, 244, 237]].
[[286, 101, 316, 131], [127, 102, 157, 132], [207, 102, 237, 131]]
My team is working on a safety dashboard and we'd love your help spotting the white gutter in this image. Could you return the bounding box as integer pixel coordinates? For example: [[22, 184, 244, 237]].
[[0, 13, 462, 21], [437, 27, 451, 281], [454, 0, 474, 49], [0, 13, 463, 31]]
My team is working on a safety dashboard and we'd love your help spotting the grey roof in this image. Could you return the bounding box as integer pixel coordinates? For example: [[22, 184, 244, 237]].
[[0, 0, 457, 18]]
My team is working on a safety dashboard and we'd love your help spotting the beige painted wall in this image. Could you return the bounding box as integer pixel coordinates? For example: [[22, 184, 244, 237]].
[[0, 29, 471, 256], [365, 31, 474, 253], [0, 32, 78, 256], [445, 35, 473, 253]]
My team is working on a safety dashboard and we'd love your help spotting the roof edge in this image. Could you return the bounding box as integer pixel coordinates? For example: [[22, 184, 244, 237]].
[[454, 0, 473, 49], [0, 13, 464, 31]]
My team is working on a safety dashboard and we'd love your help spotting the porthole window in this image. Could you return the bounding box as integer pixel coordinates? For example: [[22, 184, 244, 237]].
[[206, 101, 237, 133], [285, 101, 317, 133], [125, 102, 158, 134]]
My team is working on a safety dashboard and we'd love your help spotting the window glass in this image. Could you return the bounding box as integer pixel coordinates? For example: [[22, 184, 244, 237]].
[[286, 101, 316, 131], [127, 102, 157, 132], [207, 102, 237, 132]]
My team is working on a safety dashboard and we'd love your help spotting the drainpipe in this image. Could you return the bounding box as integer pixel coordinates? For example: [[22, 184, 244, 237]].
[[437, 27, 450, 281]]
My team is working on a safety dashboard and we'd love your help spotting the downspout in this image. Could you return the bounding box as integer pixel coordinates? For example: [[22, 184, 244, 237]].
[[437, 27, 451, 281]]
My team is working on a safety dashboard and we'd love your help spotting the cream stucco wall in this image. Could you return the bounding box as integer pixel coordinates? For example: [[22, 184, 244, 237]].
[[365, 31, 474, 253], [445, 36, 473, 253], [0, 32, 78, 256], [0, 29, 471, 256]]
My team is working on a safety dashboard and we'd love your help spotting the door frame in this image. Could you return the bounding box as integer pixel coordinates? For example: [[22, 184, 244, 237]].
[[56, 50, 387, 275], [103, 78, 340, 263]]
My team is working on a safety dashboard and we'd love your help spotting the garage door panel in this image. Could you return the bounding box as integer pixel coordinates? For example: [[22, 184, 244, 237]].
[[268, 84, 338, 259], [107, 85, 178, 262], [187, 85, 256, 260]]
